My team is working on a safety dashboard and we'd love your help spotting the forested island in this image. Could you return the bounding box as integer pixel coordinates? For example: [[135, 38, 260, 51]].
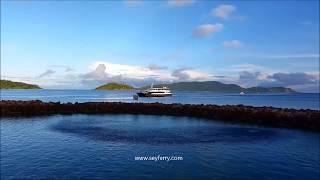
[[142, 81, 295, 93], [95, 81, 295, 93], [0, 80, 41, 89], [0, 80, 295, 93], [95, 83, 134, 90]]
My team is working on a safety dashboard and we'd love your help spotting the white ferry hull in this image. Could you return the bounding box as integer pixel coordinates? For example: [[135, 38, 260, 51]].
[[137, 85, 172, 97], [137, 92, 172, 97]]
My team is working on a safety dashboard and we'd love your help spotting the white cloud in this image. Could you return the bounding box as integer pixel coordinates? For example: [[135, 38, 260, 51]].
[[238, 71, 268, 87], [171, 68, 213, 81], [267, 72, 319, 85], [85, 61, 215, 84], [235, 70, 320, 92], [168, 0, 195, 7], [83, 64, 108, 80], [193, 23, 223, 38], [79, 63, 320, 92], [212, 4, 236, 20], [223, 40, 244, 48], [49, 65, 75, 72], [89, 61, 173, 81]]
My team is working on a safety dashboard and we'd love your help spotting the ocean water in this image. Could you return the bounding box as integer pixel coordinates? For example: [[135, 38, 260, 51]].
[[1, 89, 319, 110], [1, 90, 319, 179], [1, 114, 319, 179]]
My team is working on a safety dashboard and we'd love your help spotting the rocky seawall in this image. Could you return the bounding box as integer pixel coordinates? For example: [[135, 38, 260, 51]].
[[1, 100, 319, 131]]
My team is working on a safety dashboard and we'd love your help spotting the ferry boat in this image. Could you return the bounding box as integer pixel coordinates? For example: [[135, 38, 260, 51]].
[[137, 84, 172, 97]]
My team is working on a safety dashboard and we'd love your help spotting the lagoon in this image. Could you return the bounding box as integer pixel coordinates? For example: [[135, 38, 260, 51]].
[[1, 114, 319, 179]]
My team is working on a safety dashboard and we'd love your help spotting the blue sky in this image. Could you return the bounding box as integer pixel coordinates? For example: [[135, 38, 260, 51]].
[[1, 0, 319, 92]]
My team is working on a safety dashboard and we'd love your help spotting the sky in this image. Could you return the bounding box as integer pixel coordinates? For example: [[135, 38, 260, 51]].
[[1, 0, 319, 92]]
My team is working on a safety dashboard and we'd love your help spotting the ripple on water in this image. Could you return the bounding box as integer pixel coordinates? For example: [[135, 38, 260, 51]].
[[50, 116, 279, 145]]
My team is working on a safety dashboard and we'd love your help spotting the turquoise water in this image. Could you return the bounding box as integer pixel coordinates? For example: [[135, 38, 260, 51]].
[[1, 89, 319, 109], [1, 114, 319, 179]]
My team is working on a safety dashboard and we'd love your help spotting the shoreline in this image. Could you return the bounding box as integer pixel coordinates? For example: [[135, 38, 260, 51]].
[[1, 100, 319, 131]]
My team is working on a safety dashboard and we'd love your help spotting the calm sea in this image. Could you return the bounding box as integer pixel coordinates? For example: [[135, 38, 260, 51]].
[[0, 89, 319, 109], [1, 114, 319, 179], [1, 90, 319, 179]]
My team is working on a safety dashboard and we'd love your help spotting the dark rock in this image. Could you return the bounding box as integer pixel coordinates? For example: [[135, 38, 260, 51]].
[[1, 100, 319, 131]]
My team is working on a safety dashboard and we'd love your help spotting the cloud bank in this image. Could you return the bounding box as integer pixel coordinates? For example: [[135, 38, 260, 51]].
[[79, 62, 214, 88], [24, 62, 319, 92], [238, 71, 319, 92]]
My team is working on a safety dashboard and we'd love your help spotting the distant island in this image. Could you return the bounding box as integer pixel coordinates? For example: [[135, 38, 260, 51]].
[[0, 80, 41, 89], [1, 79, 294, 93], [95, 83, 134, 90], [142, 81, 295, 93]]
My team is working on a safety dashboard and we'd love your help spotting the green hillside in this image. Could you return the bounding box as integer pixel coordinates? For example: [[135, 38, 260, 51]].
[[245, 86, 295, 93], [0, 80, 41, 89], [142, 81, 295, 93], [95, 83, 134, 90]]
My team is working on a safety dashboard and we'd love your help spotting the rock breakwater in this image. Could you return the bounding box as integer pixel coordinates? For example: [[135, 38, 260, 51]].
[[1, 100, 319, 131]]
